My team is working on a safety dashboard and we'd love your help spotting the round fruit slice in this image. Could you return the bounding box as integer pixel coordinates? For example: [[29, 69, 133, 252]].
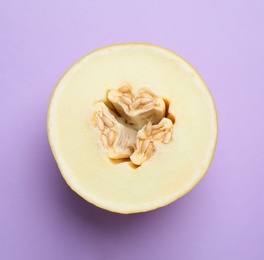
[[47, 43, 218, 214]]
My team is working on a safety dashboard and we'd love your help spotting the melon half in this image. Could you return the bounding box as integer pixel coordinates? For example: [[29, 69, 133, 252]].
[[47, 43, 218, 214]]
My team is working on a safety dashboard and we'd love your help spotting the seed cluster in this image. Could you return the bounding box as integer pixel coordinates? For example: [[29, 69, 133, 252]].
[[95, 113, 116, 148], [117, 85, 158, 112], [144, 121, 173, 144], [93, 85, 174, 166], [130, 119, 173, 165]]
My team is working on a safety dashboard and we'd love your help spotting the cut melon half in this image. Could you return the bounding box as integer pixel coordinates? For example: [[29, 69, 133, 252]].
[[47, 43, 218, 214]]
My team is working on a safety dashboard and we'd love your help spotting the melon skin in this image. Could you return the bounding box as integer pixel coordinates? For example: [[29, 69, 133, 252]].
[[47, 43, 218, 214]]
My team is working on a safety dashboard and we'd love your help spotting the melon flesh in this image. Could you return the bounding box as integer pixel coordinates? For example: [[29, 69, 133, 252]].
[[47, 43, 218, 214]]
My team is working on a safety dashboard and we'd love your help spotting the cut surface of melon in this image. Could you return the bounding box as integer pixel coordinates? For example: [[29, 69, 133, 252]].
[[47, 43, 218, 214]]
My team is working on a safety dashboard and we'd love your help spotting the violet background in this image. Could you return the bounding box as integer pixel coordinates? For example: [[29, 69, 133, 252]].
[[1, 0, 264, 259]]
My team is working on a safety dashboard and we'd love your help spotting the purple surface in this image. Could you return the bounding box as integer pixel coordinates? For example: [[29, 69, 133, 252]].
[[1, 1, 264, 259]]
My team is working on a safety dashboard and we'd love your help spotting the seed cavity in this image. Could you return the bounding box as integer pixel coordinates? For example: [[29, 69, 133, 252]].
[[93, 86, 175, 167]]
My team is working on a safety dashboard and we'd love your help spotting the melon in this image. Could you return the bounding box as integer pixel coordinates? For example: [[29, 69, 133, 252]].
[[47, 43, 218, 214]]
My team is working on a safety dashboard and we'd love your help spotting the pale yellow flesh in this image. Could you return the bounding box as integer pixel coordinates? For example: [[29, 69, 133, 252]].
[[47, 43, 218, 214]]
